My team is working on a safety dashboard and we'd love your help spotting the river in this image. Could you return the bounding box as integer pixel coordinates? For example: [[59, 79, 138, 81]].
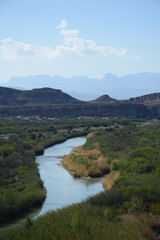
[[1, 136, 103, 228]]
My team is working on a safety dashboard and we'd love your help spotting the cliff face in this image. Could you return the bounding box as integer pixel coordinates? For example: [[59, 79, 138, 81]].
[[127, 93, 160, 106], [0, 87, 158, 117], [124, 93, 160, 116], [0, 103, 151, 118]]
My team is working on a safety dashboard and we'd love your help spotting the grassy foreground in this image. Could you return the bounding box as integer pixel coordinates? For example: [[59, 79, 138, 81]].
[[0, 202, 146, 240]]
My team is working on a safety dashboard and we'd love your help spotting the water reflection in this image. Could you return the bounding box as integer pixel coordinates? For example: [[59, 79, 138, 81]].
[[35, 137, 103, 218], [1, 137, 103, 228]]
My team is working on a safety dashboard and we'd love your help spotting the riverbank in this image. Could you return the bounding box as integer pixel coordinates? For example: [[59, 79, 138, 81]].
[[62, 132, 110, 179], [0, 120, 90, 224], [0, 136, 104, 229], [102, 171, 120, 189], [62, 132, 121, 189], [34, 136, 103, 218], [2, 115, 130, 225], [1, 122, 160, 239]]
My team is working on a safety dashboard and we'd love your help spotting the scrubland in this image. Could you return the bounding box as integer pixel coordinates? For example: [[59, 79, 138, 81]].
[[1, 117, 160, 239]]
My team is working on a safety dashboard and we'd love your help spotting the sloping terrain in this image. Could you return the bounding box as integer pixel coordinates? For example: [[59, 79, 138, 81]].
[[0, 87, 80, 106], [0, 86, 159, 117]]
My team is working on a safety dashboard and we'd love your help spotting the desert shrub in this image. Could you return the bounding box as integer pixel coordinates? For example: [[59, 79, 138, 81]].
[[114, 175, 127, 185], [83, 142, 95, 151], [123, 197, 145, 213], [107, 152, 118, 163], [111, 162, 119, 171], [0, 145, 14, 158], [104, 207, 114, 221], [149, 203, 160, 215]]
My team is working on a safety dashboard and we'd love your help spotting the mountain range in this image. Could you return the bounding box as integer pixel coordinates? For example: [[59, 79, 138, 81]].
[[1, 72, 160, 100], [0, 86, 159, 118]]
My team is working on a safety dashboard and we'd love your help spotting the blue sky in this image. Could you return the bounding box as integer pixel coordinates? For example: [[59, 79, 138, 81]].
[[0, 0, 160, 82]]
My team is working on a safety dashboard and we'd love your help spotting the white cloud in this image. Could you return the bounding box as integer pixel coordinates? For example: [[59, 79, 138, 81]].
[[0, 20, 139, 61], [0, 38, 38, 60], [57, 19, 68, 29]]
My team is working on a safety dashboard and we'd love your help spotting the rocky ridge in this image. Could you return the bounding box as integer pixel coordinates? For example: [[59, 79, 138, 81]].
[[0, 86, 159, 117]]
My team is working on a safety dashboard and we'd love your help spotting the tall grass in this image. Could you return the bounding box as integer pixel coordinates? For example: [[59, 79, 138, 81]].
[[0, 202, 144, 240]]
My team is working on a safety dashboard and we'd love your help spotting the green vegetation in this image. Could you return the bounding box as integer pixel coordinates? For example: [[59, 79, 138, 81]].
[[0, 117, 97, 223], [0, 202, 145, 240], [1, 116, 136, 223], [82, 124, 160, 240], [1, 117, 160, 239]]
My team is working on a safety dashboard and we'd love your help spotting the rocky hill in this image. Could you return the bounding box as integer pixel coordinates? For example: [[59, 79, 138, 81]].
[[0, 87, 80, 106], [90, 94, 118, 104], [0, 86, 159, 117]]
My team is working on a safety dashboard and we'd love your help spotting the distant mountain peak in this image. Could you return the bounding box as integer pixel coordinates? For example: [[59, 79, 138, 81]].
[[102, 73, 117, 80], [1, 72, 160, 100]]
